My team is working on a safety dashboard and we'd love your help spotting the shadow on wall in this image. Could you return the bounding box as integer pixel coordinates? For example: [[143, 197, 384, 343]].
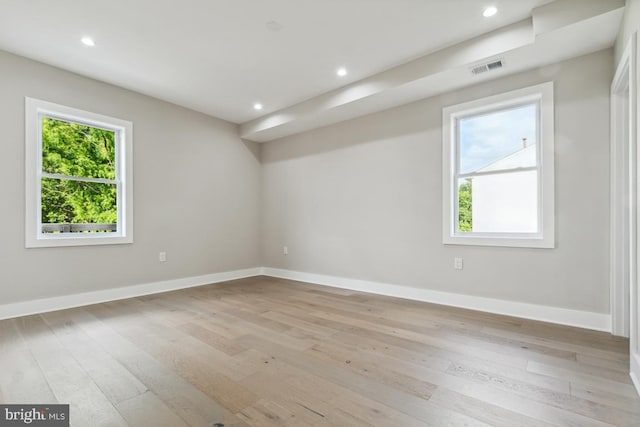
[[257, 55, 608, 165], [241, 138, 261, 163], [257, 96, 442, 164]]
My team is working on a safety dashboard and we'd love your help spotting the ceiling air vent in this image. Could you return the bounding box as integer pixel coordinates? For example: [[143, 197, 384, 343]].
[[470, 59, 504, 75]]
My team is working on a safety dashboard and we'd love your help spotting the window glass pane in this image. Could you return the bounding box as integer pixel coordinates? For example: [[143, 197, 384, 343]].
[[41, 178, 117, 233], [467, 170, 538, 233], [459, 103, 537, 174], [457, 178, 473, 232], [42, 117, 116, 180]]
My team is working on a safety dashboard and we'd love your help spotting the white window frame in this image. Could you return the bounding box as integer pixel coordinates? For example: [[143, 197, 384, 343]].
[[25, 97, 133, 248], [442, 82, 554, 248]]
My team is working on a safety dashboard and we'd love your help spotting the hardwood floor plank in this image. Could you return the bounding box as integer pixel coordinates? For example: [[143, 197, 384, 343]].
[[239, 368, 335, 426], [237, 398, 314, 427], [570, 382, 640, 414], [16, 315, 129, 427], [527, 360, 638, 396], [431, 378, 615, 427], [260, 310, 339, 338], [176, 321, 249, 356], [0, 319, 57, 403], [575, 352, 632, 373], [235, 333, 430, 409], [116, 391, 189, 427], [481, 326, 629, 363], [86, 301, 260, 414], [428, 388, 554, 427], [301, 307, 530, 369], [501, 319, 628, 353], [448, 361, 640, 426], [281, 362, 484, 427], [305, 342, 438, 399], [237, 334, 491, 426], [438, 325, 578, 361], [329, 329, 571, 394], [40, 310, 148, 405], [63, 308, 248, 427], [1, 277, 637, 426]]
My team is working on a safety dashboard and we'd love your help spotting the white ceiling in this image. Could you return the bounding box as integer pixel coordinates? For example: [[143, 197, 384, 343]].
[[0, 0, 555, 124], [241, 0, 625, 141]]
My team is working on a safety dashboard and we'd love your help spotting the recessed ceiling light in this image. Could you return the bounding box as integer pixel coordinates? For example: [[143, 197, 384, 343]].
[[253, 103, 263, 110], [483, 6, 497, 17], [81, 36, 95, 47], [336, 67, 347, 77]]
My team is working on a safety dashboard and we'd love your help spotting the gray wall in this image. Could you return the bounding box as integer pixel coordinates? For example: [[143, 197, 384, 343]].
[[0, 45, 616, 315], [0, 50, 262, 304], [261, 49, 613, 314]]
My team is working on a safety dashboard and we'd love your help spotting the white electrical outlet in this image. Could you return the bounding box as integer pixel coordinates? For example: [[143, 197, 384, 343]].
[[159, 251, 167, 262], [283, 246, 288, 255], [454, 257, 463, 270]]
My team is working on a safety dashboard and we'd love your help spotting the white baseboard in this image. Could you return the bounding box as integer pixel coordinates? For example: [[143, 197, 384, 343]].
[[0, 267, 262, 321], [0, 266, 612, 333], [262, 267, 612, 332], [631, 353, 640, 397]]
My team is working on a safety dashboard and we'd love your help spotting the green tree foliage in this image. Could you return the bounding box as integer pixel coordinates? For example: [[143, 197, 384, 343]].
[[458, 180, 472, 232], [41, 118, 117, 228]]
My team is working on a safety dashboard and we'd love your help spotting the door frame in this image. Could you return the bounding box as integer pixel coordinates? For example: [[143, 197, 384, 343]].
[[611, 31, 638, 394], [611, 33, 635, 338]]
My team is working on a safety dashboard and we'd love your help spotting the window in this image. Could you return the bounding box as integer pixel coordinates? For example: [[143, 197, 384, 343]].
[[25, 98, 133, 247], [442, 82, 554, 248]]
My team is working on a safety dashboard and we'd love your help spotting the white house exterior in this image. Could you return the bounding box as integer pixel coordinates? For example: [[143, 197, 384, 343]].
[[471, 143, 537, 233]]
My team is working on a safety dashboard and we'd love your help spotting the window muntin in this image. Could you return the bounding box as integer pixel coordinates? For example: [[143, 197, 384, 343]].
[[442, 82, 554, 248], [26, 98, 133, 247]]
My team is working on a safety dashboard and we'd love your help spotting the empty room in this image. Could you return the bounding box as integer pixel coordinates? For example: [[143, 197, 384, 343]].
[[1, 0, 640, 426]]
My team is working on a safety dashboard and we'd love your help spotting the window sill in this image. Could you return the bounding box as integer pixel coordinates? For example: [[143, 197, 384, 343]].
[[26, 234, 133, 248], [443, 234, 554, 249]]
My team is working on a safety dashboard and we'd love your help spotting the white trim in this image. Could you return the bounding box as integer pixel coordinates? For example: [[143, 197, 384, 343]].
[[610, 33, 636, 337], [442, 82, 555, 248], [0, 268, 261, 321], [0, 266, 612, 333], [631, 352, 640, 397], [262, 267, 610, 332], [632, 353, 640, 397], [25, 97, 134, 248], [612, 31, 640, 395], [631, 30, 640, 397]]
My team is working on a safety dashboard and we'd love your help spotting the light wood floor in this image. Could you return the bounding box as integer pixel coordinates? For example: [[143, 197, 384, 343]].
[[1, 276, 638, 426]]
